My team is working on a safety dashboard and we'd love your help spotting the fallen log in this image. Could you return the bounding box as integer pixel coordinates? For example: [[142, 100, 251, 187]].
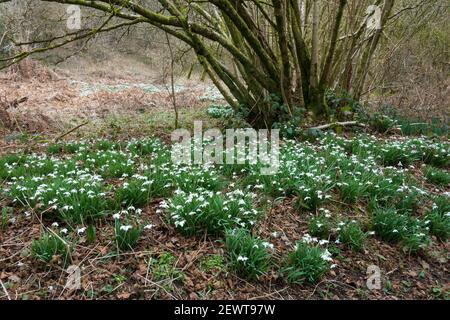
[[309, 121, 366, 131]]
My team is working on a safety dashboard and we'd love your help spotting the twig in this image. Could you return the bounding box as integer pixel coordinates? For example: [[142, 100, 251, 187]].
[[0, 279, 11, 300], [54, 121, 89, 142], [249, 287, 289, 300]]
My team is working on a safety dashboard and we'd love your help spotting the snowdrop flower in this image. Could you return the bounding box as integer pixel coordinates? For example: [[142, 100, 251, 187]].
[[144, 224, 155, 230], [237, 256, 249, 262], [77, 227, 86, 235], [262, 242, 274, 250], [60, 228, 68, 234], [174, 220, 186, 228], [320, 249, 333, 262], [120, 225, 133, 232], [302, 233, 318, 244], [51, 222, 59, 228], [113, 213, 121, 220]]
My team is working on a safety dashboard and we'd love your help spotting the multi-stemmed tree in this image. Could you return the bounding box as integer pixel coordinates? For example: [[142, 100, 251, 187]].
[[0, 0, 434, 127]]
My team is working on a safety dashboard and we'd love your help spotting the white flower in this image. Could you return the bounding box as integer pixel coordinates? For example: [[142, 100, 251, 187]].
[[262, 242, 274, 250], [120, 225, 133, 232], [77, 227, 86, 235], [113, 213, 121, 220], [301, 233, 318, 244], [60, 228, 68, 234], [320, 249, 333, 262], [237, 255, 249, 262], [51, 222, 59, 228], [174, 220, 186, 228], [144, 224, 155, 230]]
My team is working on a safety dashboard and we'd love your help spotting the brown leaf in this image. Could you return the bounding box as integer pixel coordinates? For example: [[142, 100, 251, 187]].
[[117, 292, 131, 299], [189, 292, 198, 300]]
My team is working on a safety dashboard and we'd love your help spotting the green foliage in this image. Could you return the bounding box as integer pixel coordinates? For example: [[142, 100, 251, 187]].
[[207, 105, 234, 119], [337, 221, 366, 251], [114, 221, 141, 251], [308, 214, 332, 238], [115, 173, 171, 207], [425, 196, 450, 241], [47, 142, 87, 155], [31, 233, 69, 263], [371, 208, 429, 252], [369, 113, 397, 134], [282, 242, 331, 284], [166, 189, 258, 236], [1, 207, 11, 230], [424, 166, 450, 186], [8, 171, 114, 225], [422, 144, 449, 168], [325, 90, 363, 122], [399, 118, 449, 137], [76, 150, 135, 178], [94, 140, 120, 151], [86, 225, 96, 245], [225, 229, 271, 280], [150, 252, 184, 282], [365, 104, 448, 137], [126, 138, 164, 156], [199, 254, 225, 275]]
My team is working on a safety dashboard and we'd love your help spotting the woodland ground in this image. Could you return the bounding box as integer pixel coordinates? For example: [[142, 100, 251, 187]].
[[0, 63, 448, 300]]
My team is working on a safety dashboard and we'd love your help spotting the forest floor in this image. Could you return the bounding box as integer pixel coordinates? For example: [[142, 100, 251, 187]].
[[0, 65, 449, 300]]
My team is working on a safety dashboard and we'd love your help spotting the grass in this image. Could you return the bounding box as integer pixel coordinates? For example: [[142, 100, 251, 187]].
[[282, 242, 331, 284], [224, 229, 272, 280], [114, 219, 142, 251], [424, 166, 450, 186], [31, 233, 69, 263], [308, 214, 332, 239], [1, 207, 11, 230], [426, 196, 450, 241], [371, 208, 429, 252], [166, 189, 259, 236], [337, 221, 367, 251]]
